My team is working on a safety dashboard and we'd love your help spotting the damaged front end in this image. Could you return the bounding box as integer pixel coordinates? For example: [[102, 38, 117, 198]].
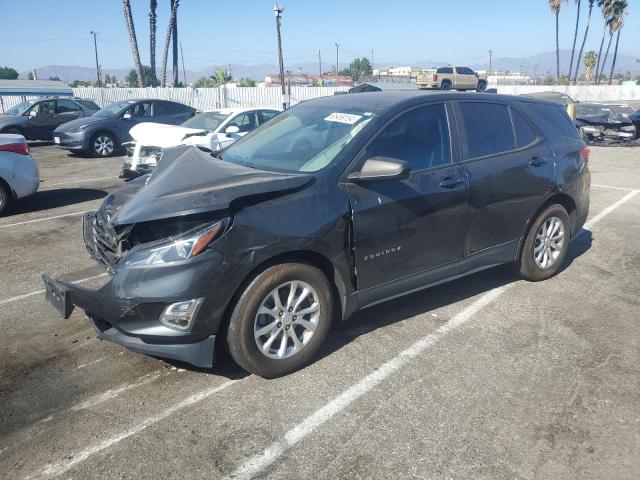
[[43, 145, 311, 368], [575, 105, 638, 146]]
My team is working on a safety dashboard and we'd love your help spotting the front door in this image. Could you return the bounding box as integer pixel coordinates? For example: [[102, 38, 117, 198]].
[[347, 103, 469, 300], [24, 100, 56, 139]]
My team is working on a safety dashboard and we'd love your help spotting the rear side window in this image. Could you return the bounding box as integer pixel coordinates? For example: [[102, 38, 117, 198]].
[[522, 102, 579, 139], [437, 67, 453, 74], [365, 103, 451, 171], [76, 99, 100, 110], [56, 99, 78, 113], [156, 102, 188, 115], [458, 102, 515, 159], [510, 109, 538, 148]]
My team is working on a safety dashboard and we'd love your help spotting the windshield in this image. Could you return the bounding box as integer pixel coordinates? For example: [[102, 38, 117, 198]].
[[94, 100, 134, 117], [221, 105, 376, 173], [181, 112, 229, 132], [576, 104, 612, 116], [6, 101, 33, 115], [604, 104, 634, 115]]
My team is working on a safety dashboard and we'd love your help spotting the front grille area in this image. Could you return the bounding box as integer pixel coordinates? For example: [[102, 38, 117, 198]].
[[83, 210, 118, 273]]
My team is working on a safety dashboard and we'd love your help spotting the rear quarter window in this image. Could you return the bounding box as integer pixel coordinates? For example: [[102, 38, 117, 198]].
[[458, 102, 516, 159], [521, 102, 579, 139]]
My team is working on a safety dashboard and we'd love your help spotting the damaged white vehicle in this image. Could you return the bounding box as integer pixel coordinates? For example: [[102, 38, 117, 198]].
[[121, 107, 280, 178]]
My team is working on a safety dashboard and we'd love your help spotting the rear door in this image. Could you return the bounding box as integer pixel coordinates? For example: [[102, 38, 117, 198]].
[[455, 100, 555, 256], [54, 99, 82, 128], [347, 102, 470, 300]]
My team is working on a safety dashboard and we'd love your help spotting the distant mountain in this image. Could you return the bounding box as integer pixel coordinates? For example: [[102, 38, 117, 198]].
[[20, 50, 639, 83]]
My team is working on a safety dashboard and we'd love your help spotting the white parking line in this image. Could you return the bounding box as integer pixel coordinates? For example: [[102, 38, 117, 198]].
[[0, 273, 108, 306], [43, 176, 118, 188], [24, 189, 639, 480], [0, 211, 89, 229], [225, 189, 640, 480], [27, 380, 239, 480], [591, 183, 637, 192]]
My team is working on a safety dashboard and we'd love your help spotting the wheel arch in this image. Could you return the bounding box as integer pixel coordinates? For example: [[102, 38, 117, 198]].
[[216, 249, 351, 349], [515, 192, 577, 262], [90, 129, 119, 154]]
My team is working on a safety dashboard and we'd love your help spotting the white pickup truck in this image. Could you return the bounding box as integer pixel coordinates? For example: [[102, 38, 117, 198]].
[[417, 66, 487, 91]]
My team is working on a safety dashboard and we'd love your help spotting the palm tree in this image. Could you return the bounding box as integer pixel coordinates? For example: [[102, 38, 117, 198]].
[[583, 50, 597, 82], [149, 0, 158, 87], [568, 0, 582, 83], [573, 0, 595, 84], [594, 0, 614, 84], [608, 0, 629, 84], [160, 0, 179, 87], [549, 0, 566, 79], [122, 0, 145, 88], [598, 15, 617, 83]]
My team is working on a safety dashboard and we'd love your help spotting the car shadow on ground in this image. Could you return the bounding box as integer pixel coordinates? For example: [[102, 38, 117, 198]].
[[28, 141, 55, 148], [195, 231, 594, 379], [7, 188, 108, 215]]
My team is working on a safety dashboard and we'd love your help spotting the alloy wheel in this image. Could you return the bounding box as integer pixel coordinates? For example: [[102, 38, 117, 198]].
[[534, 216, 565, 269], [94, 136, 114, 156], [254, 280, 321, 359]]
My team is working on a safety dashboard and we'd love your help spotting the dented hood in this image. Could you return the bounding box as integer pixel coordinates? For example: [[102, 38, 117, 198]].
[[109, 145, 311, 225], [129, 122, 208, 148]]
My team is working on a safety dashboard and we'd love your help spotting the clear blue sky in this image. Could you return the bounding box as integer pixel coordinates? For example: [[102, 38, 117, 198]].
[[1, 0, 638, 72]]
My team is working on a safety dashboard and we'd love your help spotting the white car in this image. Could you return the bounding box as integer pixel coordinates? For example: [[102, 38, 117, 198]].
[[121, 107, 281, 178], [0, 134, 39, 215]]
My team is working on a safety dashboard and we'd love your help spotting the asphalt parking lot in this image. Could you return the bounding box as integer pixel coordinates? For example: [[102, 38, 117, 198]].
[[0, 144, 638, 480]]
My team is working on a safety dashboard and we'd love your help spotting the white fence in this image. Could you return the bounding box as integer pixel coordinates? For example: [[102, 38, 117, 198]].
[[72, 86, 350, 110], [2, 84, 640, 113]]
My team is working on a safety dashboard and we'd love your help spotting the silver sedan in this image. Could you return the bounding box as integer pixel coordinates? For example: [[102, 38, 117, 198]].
[[0, 134, 39, 215]]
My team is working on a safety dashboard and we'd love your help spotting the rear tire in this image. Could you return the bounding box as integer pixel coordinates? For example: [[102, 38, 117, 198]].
[[476, 80, 487, 92], [0, 181, 12, 216], [515, 204, 570, 281], [441, 80, 452, 91], [227, 263, 333, 378]]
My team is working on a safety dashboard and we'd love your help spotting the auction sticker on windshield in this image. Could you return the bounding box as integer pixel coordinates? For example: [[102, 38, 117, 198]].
[[324, 112, 363, 124]]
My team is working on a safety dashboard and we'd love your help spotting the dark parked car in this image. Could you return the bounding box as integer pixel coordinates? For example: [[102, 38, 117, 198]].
[[629, 109, 640, 139], [43, 92, 590, 377], [0, 97, 99, 140], [53, 99, 196, 157], [575, 102, 637, 144]]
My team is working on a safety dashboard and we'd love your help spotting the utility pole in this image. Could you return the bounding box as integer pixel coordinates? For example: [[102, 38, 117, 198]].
[[371, 48, 374, 78], [335, 43, 340, 75], [180, 41, 187, 86], [488, 49, 493, 75], [318, 49, 322, 85], [274, 3, 286, 109], [171, 0, 178, 87], [90, 31, 102, 87]]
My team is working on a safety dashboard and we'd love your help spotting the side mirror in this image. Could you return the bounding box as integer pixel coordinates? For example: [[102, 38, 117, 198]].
[[225, 125, 240, 134], [347, 157, 411, 183], [122, 111, 132, 120], [29, 110, 37, 117]]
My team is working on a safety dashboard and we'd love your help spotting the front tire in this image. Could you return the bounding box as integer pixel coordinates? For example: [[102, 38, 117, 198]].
[[91, 132, 116, 157], [476, 81, 487, 92], [515, 204, 570, 281], [227, 263, 333, 378]]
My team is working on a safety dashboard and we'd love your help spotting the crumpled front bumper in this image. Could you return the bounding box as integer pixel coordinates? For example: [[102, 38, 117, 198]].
[[42, 214, 248, 369]]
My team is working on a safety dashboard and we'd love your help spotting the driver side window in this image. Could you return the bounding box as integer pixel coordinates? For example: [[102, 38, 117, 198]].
[[30, 100, 56, 115], [227, 112, 257, 133], [364, 104, 451, 172]]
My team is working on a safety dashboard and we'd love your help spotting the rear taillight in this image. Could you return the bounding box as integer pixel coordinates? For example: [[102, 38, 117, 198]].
[[433, 74, 438, 82], [580, 145, 589, 163], [0, 142, 30, 155]]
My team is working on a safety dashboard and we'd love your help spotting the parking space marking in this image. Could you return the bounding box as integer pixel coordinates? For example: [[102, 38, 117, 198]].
[[23, 189, 640, 480], [27, 380, 239, 480], [0, 273, 108, 306], [42, 176, 119, 188], [0, 210, 89, 229], [591, 183, 637, 192], [225, 189, 640, 480]]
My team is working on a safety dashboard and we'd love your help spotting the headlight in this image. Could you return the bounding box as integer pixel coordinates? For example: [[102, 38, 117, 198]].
[[70, 124, 89, 133], [121, 221, 224, 267], [582, 126, 601, 134]]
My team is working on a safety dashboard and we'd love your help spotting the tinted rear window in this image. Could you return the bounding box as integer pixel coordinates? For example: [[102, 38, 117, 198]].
[[511, 109, 538, 148], [522, 102, 579, 139], [459, 102, 515, 159], [76, 99, 100, 110], [437, 67, 453, 74]]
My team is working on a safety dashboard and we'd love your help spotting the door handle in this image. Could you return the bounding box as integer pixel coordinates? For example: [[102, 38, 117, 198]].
[[529, 157, 547, 167], [439, 177, 465, 189]]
